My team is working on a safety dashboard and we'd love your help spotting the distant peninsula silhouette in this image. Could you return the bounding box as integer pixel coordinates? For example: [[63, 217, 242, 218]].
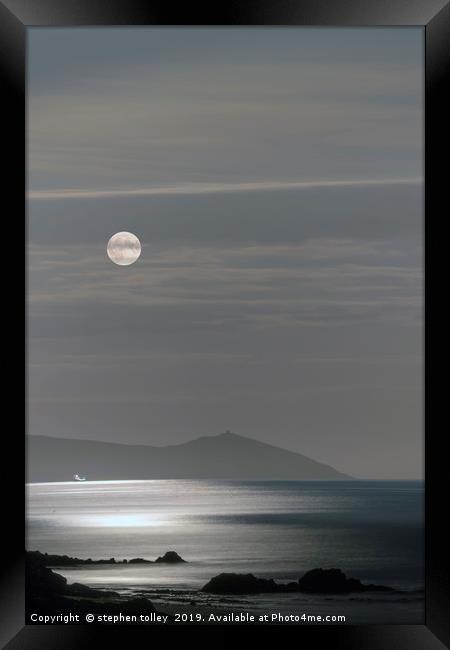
[[27, 431, 351, 482]]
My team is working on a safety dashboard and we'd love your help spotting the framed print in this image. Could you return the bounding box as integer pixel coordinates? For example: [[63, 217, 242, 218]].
[[1, 1, 449, 648]]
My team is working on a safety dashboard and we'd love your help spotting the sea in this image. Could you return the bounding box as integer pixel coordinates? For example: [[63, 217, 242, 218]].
[[26, 479, 424, 624]]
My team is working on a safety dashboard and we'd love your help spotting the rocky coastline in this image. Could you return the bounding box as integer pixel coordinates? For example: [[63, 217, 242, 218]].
[[26, 550, 395, 624]]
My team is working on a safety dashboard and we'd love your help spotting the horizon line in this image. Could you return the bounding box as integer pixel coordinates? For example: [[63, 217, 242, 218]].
[[28, 177, 422, 201]]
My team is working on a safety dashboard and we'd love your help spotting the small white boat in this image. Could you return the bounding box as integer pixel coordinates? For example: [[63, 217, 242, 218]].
[[73, 474, 87, 481]]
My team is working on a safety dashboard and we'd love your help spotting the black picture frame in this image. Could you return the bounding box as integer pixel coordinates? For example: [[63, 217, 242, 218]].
[[3, 1, 448, 647]]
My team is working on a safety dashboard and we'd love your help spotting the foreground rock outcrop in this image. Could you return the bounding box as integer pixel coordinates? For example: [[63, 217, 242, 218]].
[[201, 569, 393, 595], [26, 551, 158, 622]]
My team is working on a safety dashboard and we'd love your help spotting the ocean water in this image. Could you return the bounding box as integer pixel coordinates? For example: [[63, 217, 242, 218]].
[[26, 480, 424, 624]]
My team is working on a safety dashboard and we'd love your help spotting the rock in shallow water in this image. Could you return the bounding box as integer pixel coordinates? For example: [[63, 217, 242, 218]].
[[201, 569, 393, 594], [154, 551, 186, 564], [201, 573, 280, 594], [297, 568, 392, 593]]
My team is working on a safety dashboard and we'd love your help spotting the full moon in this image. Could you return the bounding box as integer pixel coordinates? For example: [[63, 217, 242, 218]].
[[107, 232, 141, 266]]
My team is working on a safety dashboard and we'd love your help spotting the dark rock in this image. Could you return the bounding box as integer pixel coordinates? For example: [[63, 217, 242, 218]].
[[26, 551, 120, 599], [128, 558, 152, 564], [27, 550, 118, 566], [298, 568, 393, 593], [26, 552, 68, 597], [154, 551, 186, 564], [201, 573, 278, 594], [201, 569, 393, 595], [65, 582, 119, 598], [25, 551, 157, 621]]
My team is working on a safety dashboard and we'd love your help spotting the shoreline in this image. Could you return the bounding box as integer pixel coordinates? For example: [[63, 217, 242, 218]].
[[25, 551, 424, 626]]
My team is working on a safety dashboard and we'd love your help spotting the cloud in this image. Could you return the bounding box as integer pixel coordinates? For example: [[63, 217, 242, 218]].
[[28, 31, 423, 193], [28, 177, 421, 201], [28, 237, 422, 336]]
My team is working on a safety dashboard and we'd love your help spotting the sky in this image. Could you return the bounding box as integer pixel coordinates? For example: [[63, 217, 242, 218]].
[[27, 28, 423, 478]]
